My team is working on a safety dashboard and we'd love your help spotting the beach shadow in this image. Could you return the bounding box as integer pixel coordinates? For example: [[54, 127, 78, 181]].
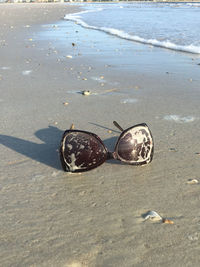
[[103, 136, 118, 151], [0, 126, 63, 170], [0, 126, 126, 169]]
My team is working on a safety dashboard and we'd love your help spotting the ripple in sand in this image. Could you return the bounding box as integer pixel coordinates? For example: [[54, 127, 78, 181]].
[[163, 115, 196, 123]]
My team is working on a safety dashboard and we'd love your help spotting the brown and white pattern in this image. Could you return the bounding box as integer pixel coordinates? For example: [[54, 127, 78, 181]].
[[60, 130, 107, 172], [115, 124, 154, 165], [60, 123, 154, 172]]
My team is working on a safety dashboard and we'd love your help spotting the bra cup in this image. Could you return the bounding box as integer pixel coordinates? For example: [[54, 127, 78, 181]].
[[60, 123, 154, 172], [60, 130, 107, 172], [115, 124, 154, 165]]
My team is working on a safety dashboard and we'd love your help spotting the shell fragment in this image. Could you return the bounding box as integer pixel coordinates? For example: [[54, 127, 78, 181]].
[[187, 179, 199, 184], [144, 211, 162, 222], [144, 211, 174, 224]]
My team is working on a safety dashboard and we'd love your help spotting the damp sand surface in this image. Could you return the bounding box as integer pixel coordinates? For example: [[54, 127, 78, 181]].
[[1, 3, 200, 267]]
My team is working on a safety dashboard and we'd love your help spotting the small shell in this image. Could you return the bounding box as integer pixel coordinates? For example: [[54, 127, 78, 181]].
[[144, 211, 162, 222], [169, 147, 177, 152], [66, 55, 73, 59], [162, 218, 174, 224], [82, 90, 91, 96], [63, 102, 69, 106], [187, 179, 199, 184]]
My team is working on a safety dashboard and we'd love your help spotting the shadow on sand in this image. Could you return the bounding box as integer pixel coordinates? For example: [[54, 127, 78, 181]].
[[0, 125, 124, 170], [0, 126, 63, 170]]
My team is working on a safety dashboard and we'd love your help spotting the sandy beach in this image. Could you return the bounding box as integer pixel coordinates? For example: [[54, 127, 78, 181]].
[[1, 3, 200, 267]]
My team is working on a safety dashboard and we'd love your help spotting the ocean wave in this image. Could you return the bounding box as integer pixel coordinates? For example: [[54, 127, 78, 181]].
[[164, 2, 200, 8], [65, 8, 103, 21], [186, 3, 200, 7], [64, 10, 200, 55]]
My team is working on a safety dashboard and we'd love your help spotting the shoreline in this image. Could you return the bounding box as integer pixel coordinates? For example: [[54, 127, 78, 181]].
[[1, 1, 200, 3], [1, 3, 200, 267]]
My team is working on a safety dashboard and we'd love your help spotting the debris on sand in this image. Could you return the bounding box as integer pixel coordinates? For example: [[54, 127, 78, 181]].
[[187, 178, 199, 184], [66, 55, 73, 59], [162, 218, 174, 224], [82, 90, 91, 96], [144, 211, 162, 222], [143, 211, 174, 225], [70, 124, 75, 130]]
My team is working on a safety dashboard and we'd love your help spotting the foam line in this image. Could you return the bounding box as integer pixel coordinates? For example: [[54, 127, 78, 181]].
[[64, 10, 200, 54]]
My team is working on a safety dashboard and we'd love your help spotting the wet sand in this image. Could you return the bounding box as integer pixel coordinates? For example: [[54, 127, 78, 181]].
[[1, 3, 200, 267]]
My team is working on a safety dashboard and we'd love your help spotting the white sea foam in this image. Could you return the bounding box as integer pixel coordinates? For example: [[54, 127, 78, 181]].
[[186, 3, 200, 7], [22, 70, 32, 75], [64, 10, 200, 55], [121, 98, 138, 104], [91, 76, 106, 83], [164, 115, 196, 123], [1, 66, 11, 70]]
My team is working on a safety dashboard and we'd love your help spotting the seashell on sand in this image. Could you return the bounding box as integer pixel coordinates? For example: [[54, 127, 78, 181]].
[[187, 178, 199, 184], [82, 90, 91, 96], [144, 210, 162, 222]]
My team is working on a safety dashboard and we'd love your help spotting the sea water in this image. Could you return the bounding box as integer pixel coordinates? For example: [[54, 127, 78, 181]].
[[65, 2, 200, 54]]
